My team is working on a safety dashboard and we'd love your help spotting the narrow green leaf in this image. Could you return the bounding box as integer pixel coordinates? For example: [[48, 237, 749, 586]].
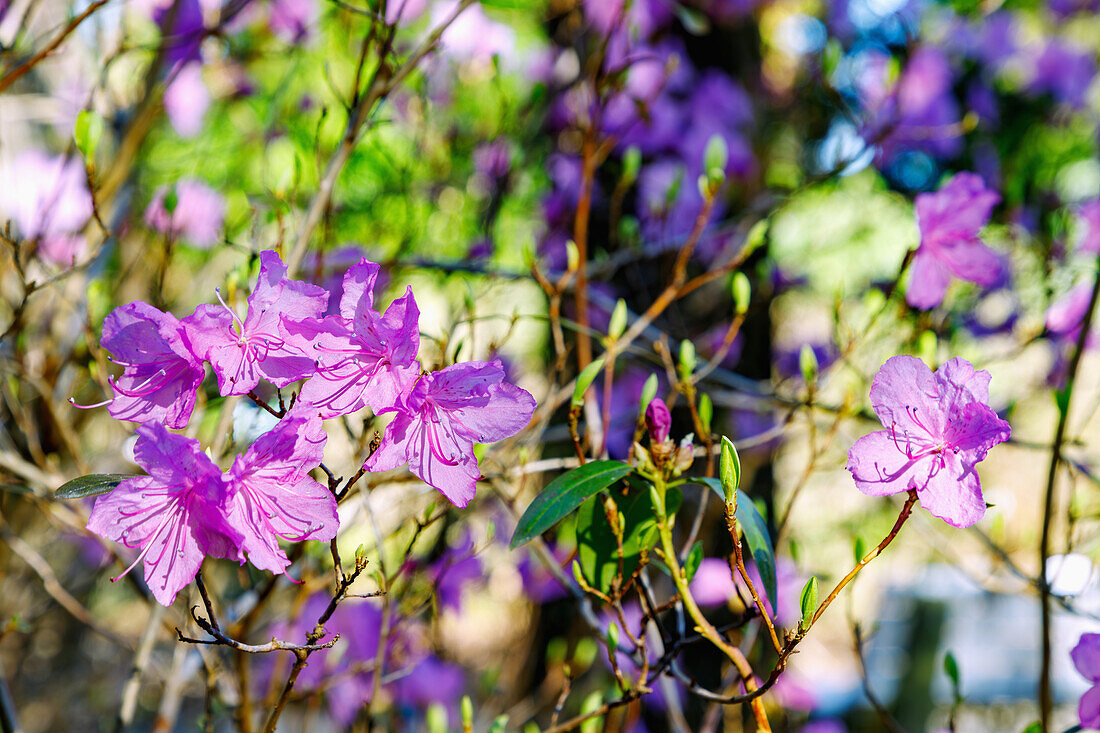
[[510, 461, 632, 549], [944, 651, 960, 689], [698, 393, 713, 434], [639, 374, 659, 416], [685, 541, 704, 582], [699, 478, 776, 604], [853, 536, 866, 564], [572, 359, 605, 408], [799, 576, 819, 631], [55, 474, 131, 500]]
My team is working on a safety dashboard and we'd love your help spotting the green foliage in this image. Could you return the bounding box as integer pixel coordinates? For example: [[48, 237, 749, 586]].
[[574, 486, 682, 593], [510, 460, 632, 549], [55, 474, 131, 500], [799, 576, 819, 631], [699, 478, 776, 604], [572, 359, 605, 408]]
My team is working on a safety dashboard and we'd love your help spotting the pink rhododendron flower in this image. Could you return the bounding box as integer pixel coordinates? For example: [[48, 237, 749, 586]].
[[145, 179, 225, 247], [90, 301, 206, 429], [1073, 633, 1100, 728], [226, 411, 338, 574], [186, 250, 328, 395], [365, 360, 536, 507], [87, 423, 244, 606], [907, 173, 1002, 310], [289, 258, 420, 418], [846, 355, 1010, 528], [163, 62, 210, 137]]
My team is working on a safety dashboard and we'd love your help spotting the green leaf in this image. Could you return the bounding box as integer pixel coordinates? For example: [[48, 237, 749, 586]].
[[853, 536, 866, 564], [55, 474, 131, 500], [608, 299, 627, 340], [684, 541, 704, 582], [699, 478, 776, 604], [944, 650, 960, 690], [698, 393, 713, 435], [719, 437, 741, 502], [510, 460, 631, 549], [572, 359, 605, 408], [799, 576, 819, 631], [639, 374, 659, 414], [1020, 724, 1040, 733], [575, 487, 681, 593]]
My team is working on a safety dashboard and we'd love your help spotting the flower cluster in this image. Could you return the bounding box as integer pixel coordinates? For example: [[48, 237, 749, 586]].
[[78, 250, 536, 605]]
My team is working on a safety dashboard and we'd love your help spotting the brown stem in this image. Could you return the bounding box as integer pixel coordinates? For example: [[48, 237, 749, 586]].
[[0, 0, 112, 93], [1039, 256, 1100, 730]]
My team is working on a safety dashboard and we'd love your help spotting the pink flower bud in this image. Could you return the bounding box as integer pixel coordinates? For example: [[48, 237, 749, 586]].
[[645, 398, 671, 444]]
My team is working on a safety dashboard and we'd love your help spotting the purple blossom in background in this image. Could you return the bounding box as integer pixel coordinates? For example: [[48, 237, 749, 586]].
[[847, 356, 1011, 528], [152, 0, 206, 67], [290, 258, 420, 418], [1077, 200, 1100, 254], [94, 301, 206, 428], [689, 558, 737, 606], [226, 411, 337, 574], [365, 360, 536, 508], [435, 2, 515, 63], [392, 655, 466, 715], [269, 0, 317, 44], [517, 546, 569, 602], [431, 532, 483, 612], [145, 179, 225, 247], [385, 0, 427, 23], [87, 423, 244, 606], [908, 172, 1002, 310], [163, 62, 209, 137], [473, 141, 512, 181], [186, 250, 328, 395], [1047, 283, 1094, 342], [1072, 632, 1100, 728], [1030, 41, 1097, 110], [0, 150, 93, 266]]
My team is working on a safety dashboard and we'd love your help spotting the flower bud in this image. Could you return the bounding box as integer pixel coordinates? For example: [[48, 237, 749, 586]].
[[672, 434, 695, 474], [645, 398, 671, 444]]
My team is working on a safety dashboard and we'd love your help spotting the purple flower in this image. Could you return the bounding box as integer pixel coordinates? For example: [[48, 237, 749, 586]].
[[364, 360, 536, 507], [644, 398, 671, 443], [1073, 633, 1100, 728], [846, 355, 1010, 528], [385, 0, 427, 23], [1031, 41, 1096, 110], [1047, 283, 1095, 342], [1077, 200, 1100, 255], [269, 0, 318, 44], [145, 179, 225, 248], [430, 532, 483, 612], [473, 141, 512, 181], [226, 411, 338, 574], [163, 62, 209, 137], [289, 258, 420, 418], [908, 173, 1002, 310], [87, 301, 206, 429], [0, 150, 93, 265], [86, 423, 244, 606], [392, 655, 466, 712], [152, 0, 205, 67], [186, 250, 328, 395]]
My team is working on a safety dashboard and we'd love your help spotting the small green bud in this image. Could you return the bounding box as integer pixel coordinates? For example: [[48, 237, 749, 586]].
[[461, 695, 474, 730], [732, 272, 751, 315], [697, 393, 713, 434], [622, 146, 641, 186], [704, 133, 729, 177], [572, 358, 604, 408], [799, 576, 819, 631], [799, 344, 819, 385], [579, 691, 604, 733], [719, 436, 741, 503], [426, 703, 447, 733], [608, 299, 627, 340], [488, 715, 509, 733], [606, 622, 619, 651], [163, 188, 179, 214], [566, 240, 579, 272], [944, 651, 960, 689], [853, 536, 866, 564], [639, 374, 659, 415], [743, 219, 769, 258], [678, 339, 696, 377]]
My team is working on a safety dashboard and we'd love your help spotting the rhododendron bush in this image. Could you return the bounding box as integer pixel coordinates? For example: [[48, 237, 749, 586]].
[[4, 0, 1100, 731]]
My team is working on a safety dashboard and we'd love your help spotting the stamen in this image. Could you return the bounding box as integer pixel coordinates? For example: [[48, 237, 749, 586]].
[[215, 287, 246, 333], [69, 395, 114, 409]]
